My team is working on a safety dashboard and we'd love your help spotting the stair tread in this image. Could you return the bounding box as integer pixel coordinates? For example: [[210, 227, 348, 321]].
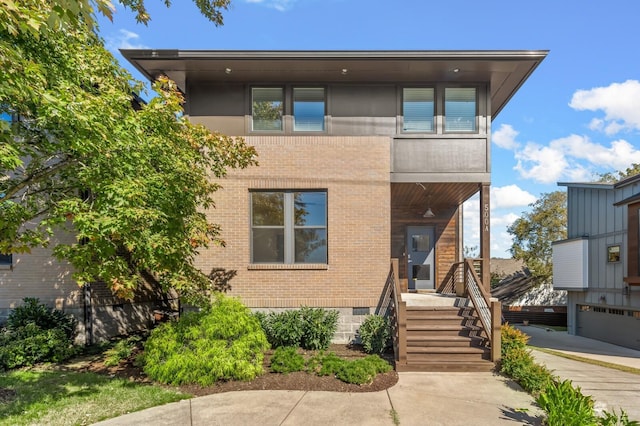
[[406, 346, 488, 354], [406, 335, 484, 341], [407, 324, 481, 330]]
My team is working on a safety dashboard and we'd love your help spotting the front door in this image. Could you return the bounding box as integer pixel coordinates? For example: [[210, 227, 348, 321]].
[[407, 226, 435, 290]]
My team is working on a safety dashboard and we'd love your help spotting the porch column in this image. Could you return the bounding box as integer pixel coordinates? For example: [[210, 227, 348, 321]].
[[480, 183, 491, 291]]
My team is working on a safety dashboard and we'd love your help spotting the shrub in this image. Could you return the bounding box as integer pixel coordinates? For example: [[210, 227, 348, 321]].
[[315, 352, 346, 376], [335, 355, 392, 385], [7, 297, 77, 340], [258, 307, 339, 350], [104, 335, 142, 367], [599, 409, 640, 426], [536, 379, 597, 426], [299, 307, 338, 350], [0, 298, 78, 370], [142, 294, 269, 386], [358, 315, 391, 354], [270, 346, 305, 374], [261, 310, 304, 348]]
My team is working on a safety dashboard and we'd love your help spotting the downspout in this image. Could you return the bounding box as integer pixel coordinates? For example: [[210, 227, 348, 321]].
[[83, 283, 93, 345]]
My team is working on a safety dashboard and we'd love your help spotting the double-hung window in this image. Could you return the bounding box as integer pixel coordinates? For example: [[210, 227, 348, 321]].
[[252, 87, 284, 131], [402, 88, 434, 132], [293, 88, 325, 132], [251, 191, 327, 264], [444, 87, 477, 132]]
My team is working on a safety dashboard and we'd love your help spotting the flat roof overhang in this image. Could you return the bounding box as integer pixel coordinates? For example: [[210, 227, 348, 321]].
[[121, 49, 548, 119]]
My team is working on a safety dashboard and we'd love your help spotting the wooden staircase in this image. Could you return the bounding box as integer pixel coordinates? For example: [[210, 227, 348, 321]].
[[397, 299, 495, 372]]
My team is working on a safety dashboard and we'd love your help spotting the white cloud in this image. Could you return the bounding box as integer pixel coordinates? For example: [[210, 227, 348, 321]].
[[243, 0, 298, 11], [492, 185, 536, 209], [105, 29, 149, 51], [514, 142, 568, 184], [569, 80, 640, 135], [493, 124, 519, 150], [511, 132, 640, 184]]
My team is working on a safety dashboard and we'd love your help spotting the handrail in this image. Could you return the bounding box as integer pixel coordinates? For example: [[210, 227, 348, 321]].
[[386, 259, 406, 365], [463, 259, 492, 342], [437, 261, 464, 294]]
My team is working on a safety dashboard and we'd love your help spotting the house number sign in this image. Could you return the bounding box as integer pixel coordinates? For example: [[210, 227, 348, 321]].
[[483, 203, 490, 232]]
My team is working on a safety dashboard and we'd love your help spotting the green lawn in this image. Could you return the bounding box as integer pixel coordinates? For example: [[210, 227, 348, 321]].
[[0, 368, 190, 426]]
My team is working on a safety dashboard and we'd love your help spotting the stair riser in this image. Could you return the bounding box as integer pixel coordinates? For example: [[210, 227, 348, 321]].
[[406, 318, 478, 326], [406, 353, 490, 362], [407, 340, 483, 347]]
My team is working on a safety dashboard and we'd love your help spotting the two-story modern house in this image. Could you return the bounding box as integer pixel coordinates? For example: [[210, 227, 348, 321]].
[[553, 176, 640, 350], [121, 49, 547, 370], [1, 50, 547, 370]]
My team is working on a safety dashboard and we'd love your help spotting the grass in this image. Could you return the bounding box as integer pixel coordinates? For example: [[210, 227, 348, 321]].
[[0, 368, 190, 426], [530, 346, 640, 376]]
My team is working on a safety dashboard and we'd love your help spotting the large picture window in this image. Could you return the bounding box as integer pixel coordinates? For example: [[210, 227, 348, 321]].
[[403, 88, 434, 132], [445, 87, 476, 132], [293, 88, 325, 132], [252, 87, 283, 131], [251, 191, 327, 264]]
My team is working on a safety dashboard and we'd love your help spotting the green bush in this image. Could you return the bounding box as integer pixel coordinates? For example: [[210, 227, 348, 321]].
[[536, 379, 597, 426], [104, 335, 142, 367], [0, 298, 78, 370], [261, 310, 304, 348], [599, 409, 639, 426], [358, 315, 391, 354], [7, 297, 77, 340], [335, 355, 392, 385], [142, 294, 269, 386], [270, 346, 305, 374], [299, 307, 338, 350], [314, 352, 346, 376], [257, 307, 339, 350]]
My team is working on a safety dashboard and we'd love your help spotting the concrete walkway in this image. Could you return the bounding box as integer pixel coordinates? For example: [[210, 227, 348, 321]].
[[516, 325, 640, 419], [94, 372, 543, 426]]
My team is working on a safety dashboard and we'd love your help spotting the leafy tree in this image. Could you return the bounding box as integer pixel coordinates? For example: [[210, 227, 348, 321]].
[[0, 0, 257, 301], [597, 163, 640, 183], [507, 191, 567, 282]]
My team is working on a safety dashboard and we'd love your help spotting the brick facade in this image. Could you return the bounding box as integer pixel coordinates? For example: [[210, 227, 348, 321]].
[[193, 135, 391, 310]]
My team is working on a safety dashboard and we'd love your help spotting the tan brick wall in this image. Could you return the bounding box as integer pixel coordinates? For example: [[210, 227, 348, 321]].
[[0, 229, 81, 319], [194, 136, 391, 309]]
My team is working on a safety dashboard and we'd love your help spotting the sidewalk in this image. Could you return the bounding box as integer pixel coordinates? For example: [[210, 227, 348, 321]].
[[516, 325, 640, 419], [94, 372, 543, 426]]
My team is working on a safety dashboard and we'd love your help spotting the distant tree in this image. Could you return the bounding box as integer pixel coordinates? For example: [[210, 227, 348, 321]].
[[463, 245, 478, 258], [0, 0, 257, 301], [597, 163, 640, 183], [507, 191, 567, 282]]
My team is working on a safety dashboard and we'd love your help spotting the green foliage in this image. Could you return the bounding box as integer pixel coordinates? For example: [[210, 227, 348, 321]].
[[141, 295, 269, 386], [1, 1, 257, 300], [103, 335, 142, 367], [0, 325, 77, 370], [500, 325, 553, 394], [299, 307, 339, 350], [599, 409, 640, 426], [6, 298, 77, 340], [269, 346, 305, 374], [507, 191, 567, 281], [258, 307, 339, 350], [358, 315, 391, 354], [0, 298, 78, 370], [335, 355, 392, 385], [536, 380, 597, 426], [598, 164, 640, 183], [314, 352, 347, 376], [260, 310, 304, 348]]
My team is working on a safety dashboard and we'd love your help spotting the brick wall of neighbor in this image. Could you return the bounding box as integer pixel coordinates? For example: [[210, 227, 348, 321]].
[[194, 136, 391, 322], [0, 230, 81, 323]]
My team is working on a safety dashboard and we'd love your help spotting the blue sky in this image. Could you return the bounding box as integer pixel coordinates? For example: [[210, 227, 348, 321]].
[[98, 0, 640, 258]]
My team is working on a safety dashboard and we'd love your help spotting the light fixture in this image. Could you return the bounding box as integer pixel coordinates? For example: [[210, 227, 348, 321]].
[[423, 207, 435, 218], [452, 68, 460, 73], [224, 68, 232, 74], [415, 184, 436, 218], [341, 68, 348, 75]]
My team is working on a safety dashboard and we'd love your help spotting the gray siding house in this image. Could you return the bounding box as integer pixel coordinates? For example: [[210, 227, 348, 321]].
[[553, 176, 640, 350]]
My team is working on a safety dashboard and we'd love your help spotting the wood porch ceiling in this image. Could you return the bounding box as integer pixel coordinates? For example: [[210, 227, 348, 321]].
[[391, 182, 480, 215]]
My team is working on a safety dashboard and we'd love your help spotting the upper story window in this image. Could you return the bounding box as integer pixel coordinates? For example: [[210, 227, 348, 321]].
[[252, 87, 283, 131], [293, 88, 325, 132], [444, 87, 477, 132], [251, 190, 327, 264], [402, 88, 434, 132]]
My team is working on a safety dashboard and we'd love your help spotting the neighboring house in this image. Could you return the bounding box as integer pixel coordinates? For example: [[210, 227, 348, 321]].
[[122, 50, 546, 370], [553, 177, 640, 350]]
